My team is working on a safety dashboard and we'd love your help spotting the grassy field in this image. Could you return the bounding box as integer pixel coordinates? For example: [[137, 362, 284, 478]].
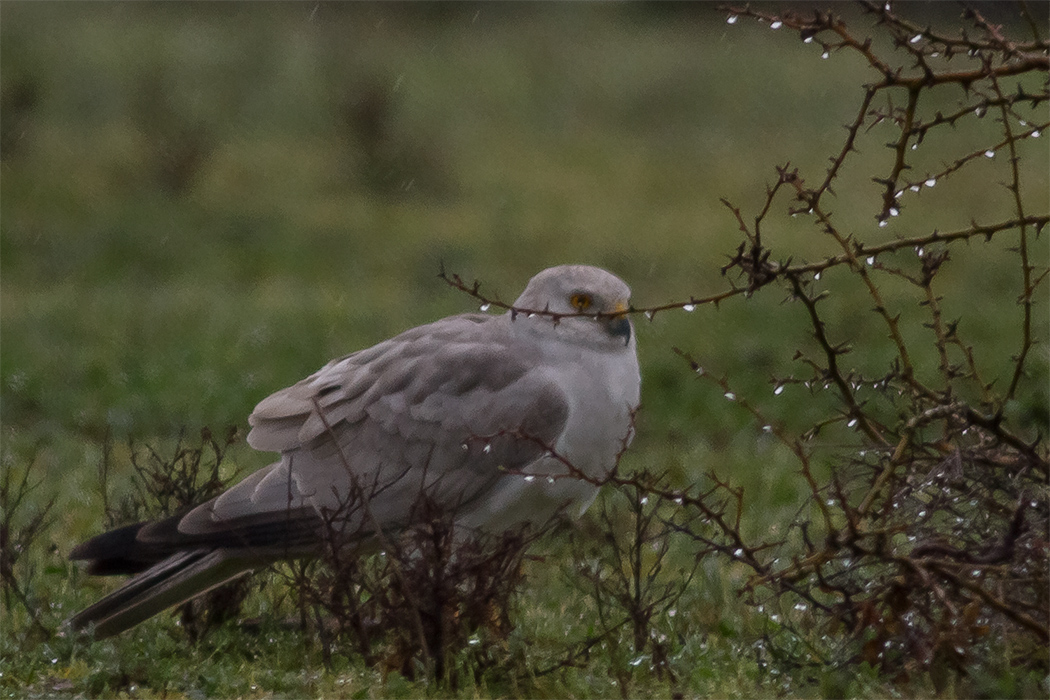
[[2, 3, 1047, 698]]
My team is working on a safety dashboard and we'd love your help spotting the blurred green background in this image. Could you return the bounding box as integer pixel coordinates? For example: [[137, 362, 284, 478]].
[[3, 0, 1046, 501], [2, 2, 1047, 696], [4, 0, 1047, 516]]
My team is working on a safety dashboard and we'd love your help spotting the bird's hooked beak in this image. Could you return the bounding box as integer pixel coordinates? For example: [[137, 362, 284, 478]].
[[605, 301, 632, 345]]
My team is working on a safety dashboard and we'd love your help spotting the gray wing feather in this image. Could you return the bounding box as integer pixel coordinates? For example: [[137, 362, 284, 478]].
[[238, 314, 569, 532], [175, 461, 311, 537]]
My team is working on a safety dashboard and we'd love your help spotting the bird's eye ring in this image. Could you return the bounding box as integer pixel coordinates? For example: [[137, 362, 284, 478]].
[[570, 293, 593, 311]]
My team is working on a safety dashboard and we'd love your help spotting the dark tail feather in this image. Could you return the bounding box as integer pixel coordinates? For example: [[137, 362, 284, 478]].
[[68, 505, 326, 637], [67, 549, 255, 639]]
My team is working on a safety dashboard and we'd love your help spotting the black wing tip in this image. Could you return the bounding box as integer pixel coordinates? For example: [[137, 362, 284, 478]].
[[69, 521, 149, 561]]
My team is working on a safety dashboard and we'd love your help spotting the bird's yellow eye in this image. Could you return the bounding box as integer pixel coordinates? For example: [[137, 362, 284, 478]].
[[570, 293, 593, 311]]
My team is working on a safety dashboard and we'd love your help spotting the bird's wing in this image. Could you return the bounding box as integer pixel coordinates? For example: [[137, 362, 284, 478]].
[[178, 314, 571, 539], [68, 314, 572, 639]]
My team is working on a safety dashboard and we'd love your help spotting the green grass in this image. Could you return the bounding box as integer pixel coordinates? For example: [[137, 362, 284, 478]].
[[2, 3, 1047, 698]]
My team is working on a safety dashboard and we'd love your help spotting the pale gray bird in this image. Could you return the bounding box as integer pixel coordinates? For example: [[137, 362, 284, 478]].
[[68, 265, 641, 638]]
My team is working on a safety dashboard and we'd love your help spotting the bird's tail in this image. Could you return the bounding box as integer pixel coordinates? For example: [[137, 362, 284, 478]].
[[67, 549, 256, 639]]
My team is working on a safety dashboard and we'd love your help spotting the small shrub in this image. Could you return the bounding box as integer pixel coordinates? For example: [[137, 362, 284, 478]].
[[286, 491, 542, 687], [95, 426, 248, 641], [0, 445, 56, 640]]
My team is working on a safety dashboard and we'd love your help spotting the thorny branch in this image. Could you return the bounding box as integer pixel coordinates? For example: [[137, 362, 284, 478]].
[[443, 0, 1048, 681], [1, 448, 56, 638], [707, 1, 1047, 678]]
